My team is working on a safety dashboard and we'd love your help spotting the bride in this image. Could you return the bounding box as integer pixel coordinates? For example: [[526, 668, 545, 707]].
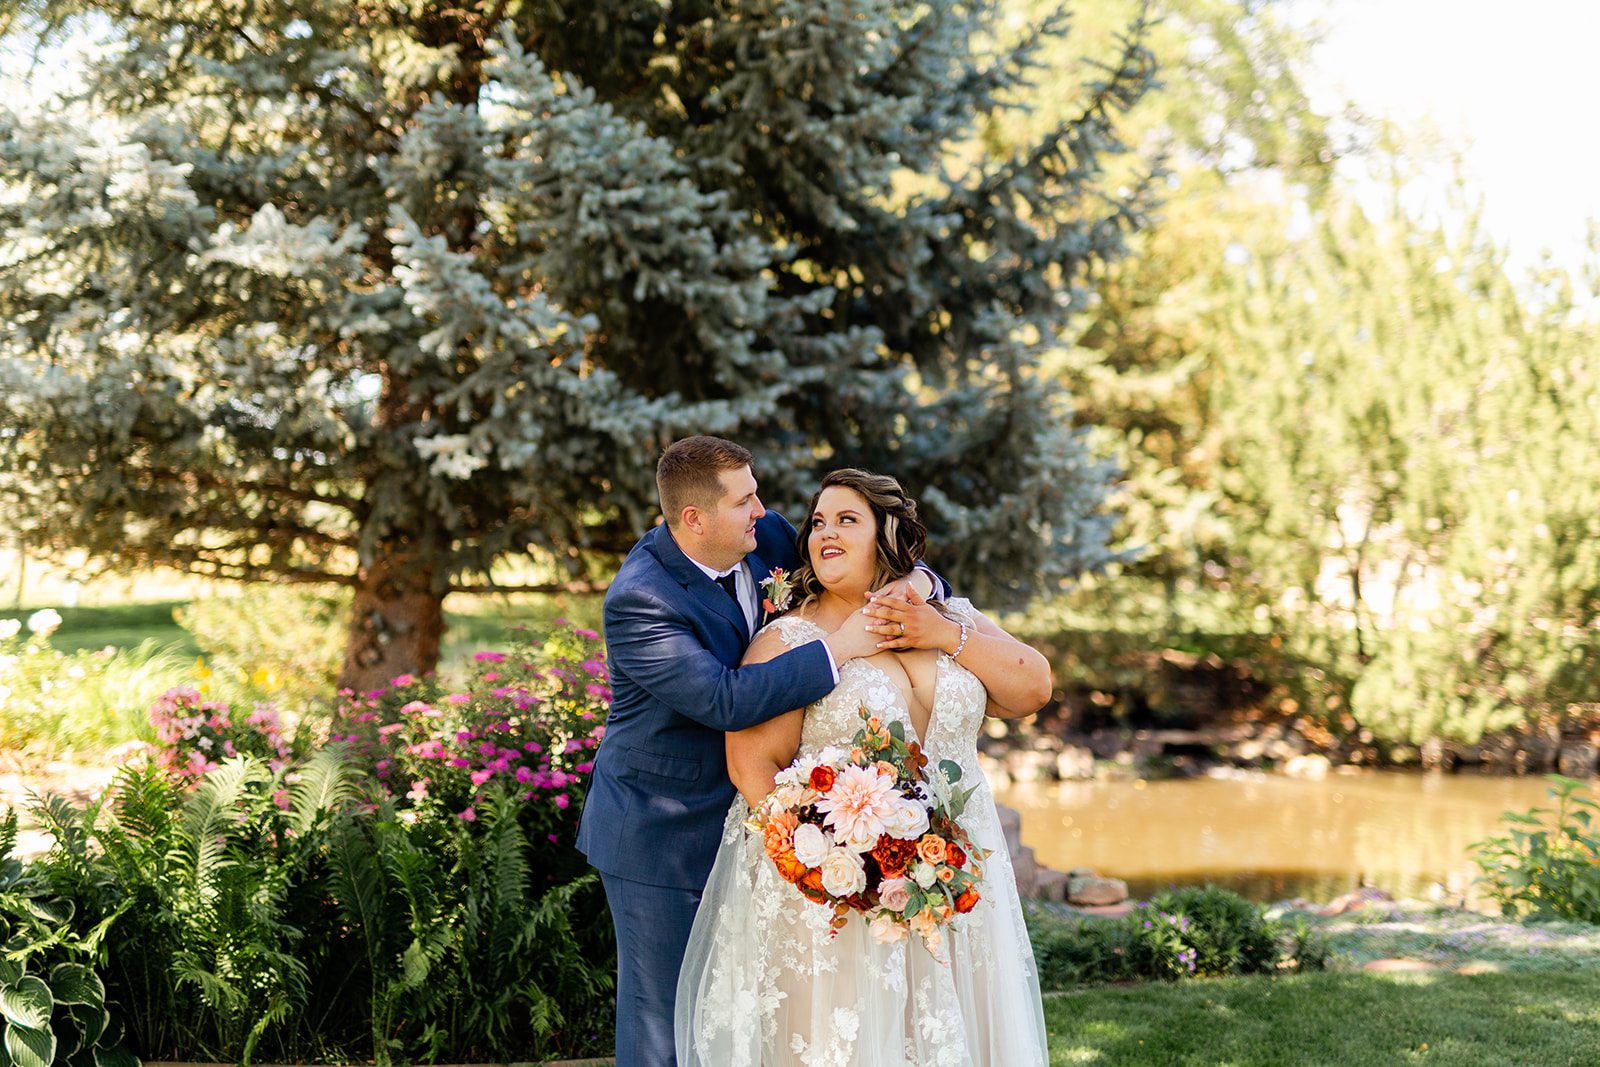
[[676, 469, 1053, 1066]]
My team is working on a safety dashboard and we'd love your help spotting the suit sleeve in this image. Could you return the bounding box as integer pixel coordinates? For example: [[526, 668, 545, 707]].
[[604, 585, 837, 732]]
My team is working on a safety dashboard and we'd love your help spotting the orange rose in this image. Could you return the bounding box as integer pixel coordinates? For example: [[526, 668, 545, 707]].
[[773, 848, 808, 884], [867, 716, 883, 731], [916, 833, 947, 866], [946, 842, 967, 868], [937, 866, 956, 883], [809, 765, 837, 791], [875, 760, 897, 778], [955, 887, 980, 914], [798, 868, 828, 903]]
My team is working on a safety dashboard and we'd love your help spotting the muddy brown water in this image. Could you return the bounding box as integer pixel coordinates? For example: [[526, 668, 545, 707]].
[[994, 770, 1568, 906]]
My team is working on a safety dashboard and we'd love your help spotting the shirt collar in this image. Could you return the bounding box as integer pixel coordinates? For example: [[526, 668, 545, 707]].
[[685, 554, 741, 582]]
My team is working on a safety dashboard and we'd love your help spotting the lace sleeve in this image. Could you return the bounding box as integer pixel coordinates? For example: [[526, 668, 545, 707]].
[[756, 614, 825, 651], [943, 596, 980, 627]]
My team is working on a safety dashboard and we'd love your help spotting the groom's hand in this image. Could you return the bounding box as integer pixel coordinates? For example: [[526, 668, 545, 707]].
[[869, 568, 934, 603], [822, 608, 880, 663]]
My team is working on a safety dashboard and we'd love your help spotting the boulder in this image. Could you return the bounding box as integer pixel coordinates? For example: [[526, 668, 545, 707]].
[[1067, 875, 1129, 907], [1282, 753, 1331, 780], [1318, 887, 1395, 916], [1557, 742, 1598, 778], [1032, 868, 1070, 902]]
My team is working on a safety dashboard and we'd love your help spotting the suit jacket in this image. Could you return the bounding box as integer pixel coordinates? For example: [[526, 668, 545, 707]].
[[576, 511, 835, 891]]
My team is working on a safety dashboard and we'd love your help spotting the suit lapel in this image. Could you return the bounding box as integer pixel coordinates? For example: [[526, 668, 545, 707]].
[[745, 547, 776, 630], [646, 525, 752, 640]]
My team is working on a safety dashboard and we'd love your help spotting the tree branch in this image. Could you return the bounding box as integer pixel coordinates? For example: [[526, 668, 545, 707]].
[[449, 580, 610, 596]]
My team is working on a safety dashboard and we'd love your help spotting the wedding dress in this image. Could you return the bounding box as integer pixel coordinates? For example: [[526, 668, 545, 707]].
[[676, 599, 1049, 1067]]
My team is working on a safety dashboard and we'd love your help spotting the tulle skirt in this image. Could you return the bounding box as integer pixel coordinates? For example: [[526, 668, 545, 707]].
[[676, 790, 1048, 1067]]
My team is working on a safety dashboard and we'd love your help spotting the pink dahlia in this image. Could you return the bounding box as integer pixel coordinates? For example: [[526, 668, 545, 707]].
[[815, 765, 901, 852]]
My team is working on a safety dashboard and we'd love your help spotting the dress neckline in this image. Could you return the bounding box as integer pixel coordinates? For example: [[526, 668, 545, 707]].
[[771, 613, 947, 747]]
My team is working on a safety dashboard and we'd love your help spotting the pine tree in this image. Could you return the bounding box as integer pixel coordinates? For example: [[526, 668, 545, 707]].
[[0, 1, 1155, 686]]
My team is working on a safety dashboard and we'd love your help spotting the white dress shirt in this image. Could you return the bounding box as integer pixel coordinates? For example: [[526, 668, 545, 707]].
[[685, 554, 839, 683]]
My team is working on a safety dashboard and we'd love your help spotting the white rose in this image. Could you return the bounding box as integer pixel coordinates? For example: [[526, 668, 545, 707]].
[[792, 823, 829, 867], [883, 799, 930, 840], [819, 846, 867, 898], [911, 861, 938, 889], [25, 609, 61, 636], [0, 618, 20, 641], [869, 909, 908, 944]]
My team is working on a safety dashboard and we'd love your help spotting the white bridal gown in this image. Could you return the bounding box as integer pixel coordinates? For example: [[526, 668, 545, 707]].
[[676, 599, 1049, 1067]]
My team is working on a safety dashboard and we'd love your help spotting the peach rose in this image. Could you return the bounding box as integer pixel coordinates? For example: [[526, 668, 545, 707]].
[[869, 910, 908, 944], [937, 866, 956, 883], [916, 833, 947, 866]]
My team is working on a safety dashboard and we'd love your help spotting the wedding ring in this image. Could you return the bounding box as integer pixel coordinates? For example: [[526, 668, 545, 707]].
[[898, 621, 906, 636]]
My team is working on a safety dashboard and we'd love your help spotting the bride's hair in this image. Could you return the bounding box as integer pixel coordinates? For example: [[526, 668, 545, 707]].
[[791, 468, 928, 609]]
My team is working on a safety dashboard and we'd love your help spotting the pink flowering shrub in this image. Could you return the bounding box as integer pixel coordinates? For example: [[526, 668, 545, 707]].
[[149, 686, 294, 782], [330, 620, 608, 838]]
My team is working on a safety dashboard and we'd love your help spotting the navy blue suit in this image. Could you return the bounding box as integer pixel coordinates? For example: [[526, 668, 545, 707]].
[[578, 512, 835, 1066]]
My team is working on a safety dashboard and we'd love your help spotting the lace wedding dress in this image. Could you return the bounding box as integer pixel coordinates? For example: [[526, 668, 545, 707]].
[[676, 599, 1049, 1067]]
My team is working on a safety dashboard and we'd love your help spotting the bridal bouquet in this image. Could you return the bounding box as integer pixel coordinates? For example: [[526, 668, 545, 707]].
[[750, 707, 988, 960]]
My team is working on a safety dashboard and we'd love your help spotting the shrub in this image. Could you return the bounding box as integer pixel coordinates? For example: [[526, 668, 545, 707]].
[[329, 620, 607, 841], [176, 587, 349, 710], [1026, 885, 1325, 989], [148, 687, 295, 782], [14, 617, 619, 1064], [1472, 774, 1600, 924], [0, 610, 197, 756]]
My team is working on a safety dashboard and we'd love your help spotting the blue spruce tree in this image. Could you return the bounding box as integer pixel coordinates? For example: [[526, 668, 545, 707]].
[[0, 0, 1155, 685]]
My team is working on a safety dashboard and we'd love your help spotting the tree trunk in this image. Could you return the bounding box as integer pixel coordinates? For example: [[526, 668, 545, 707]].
[[339, 554, 445, 691]]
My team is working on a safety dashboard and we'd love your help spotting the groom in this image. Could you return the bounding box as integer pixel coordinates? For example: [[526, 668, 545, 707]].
[[578, 436, 943, 1066]]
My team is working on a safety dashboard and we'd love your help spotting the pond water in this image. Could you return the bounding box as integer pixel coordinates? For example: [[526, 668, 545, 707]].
[[994, 770, 1567, 907]]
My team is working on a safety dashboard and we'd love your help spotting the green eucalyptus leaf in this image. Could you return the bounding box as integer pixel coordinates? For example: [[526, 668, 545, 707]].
[[49, 964, 102, 1008], [938, 759, 962, 784], [0, 977, 51, 1030], [888, 720, 906, 742], [3, 1022, 54, 1067]]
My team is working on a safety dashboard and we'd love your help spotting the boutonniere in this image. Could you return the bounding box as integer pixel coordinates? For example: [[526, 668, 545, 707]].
[[760, 567, 795, 616]]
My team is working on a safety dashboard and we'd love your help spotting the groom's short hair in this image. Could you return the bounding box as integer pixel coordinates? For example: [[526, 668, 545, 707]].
[[657, 436, 754, 527]]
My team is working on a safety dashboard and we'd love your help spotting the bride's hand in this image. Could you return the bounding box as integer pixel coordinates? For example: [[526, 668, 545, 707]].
[[865, 588, 961, 652]]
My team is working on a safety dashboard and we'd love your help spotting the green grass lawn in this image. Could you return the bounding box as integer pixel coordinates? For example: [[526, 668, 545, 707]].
[[4, 595, 603, 668], [1045, 970, 1600, 1065]]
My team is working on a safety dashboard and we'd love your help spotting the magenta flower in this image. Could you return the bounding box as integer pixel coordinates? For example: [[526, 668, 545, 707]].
[[458, 807, 477, 822], [474, 651, 507, 664]]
